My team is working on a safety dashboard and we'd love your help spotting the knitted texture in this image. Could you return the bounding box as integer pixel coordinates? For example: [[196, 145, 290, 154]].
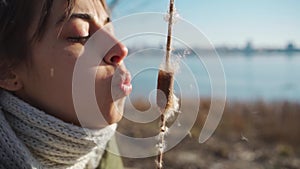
[[0, 91, 117, 169]]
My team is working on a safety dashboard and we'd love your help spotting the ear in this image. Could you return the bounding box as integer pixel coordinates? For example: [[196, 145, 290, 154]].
[[0, 72, 23, 91]]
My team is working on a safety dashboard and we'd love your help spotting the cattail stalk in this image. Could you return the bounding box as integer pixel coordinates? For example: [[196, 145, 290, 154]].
[[156, 0, 176, 168], [165, 0, 175, 71]]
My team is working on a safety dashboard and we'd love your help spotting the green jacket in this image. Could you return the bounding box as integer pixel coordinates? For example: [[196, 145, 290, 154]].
[[98, 136, 124, 169]]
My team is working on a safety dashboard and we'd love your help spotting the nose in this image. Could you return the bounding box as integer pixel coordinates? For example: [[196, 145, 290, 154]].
[[103, 42, 128, 65]]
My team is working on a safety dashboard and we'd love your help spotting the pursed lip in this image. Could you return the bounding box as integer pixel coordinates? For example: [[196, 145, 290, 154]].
[[111, 68, 132, 99], [120, 71, 132, 96]]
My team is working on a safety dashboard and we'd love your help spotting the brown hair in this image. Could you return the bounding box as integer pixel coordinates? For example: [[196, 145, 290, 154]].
[[0, 0, 108, 79]]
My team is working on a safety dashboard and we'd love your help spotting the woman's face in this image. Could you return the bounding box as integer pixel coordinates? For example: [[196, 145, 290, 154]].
[[14, 0, 132, 128]]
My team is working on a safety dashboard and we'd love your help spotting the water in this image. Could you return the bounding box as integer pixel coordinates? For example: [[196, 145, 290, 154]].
[[222, 54, 300, 101], [124, 51, 300, 102]]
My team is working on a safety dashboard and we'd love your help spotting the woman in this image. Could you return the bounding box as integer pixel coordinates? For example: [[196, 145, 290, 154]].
[[0, 0, 131, 168]]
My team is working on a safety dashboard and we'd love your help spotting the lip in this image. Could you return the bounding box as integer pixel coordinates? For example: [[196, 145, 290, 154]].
[[120, 72, 132, 96]]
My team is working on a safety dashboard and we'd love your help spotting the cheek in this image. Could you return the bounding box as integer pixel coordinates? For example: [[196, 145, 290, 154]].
[[94, 66, 116, 103], [42, 49, 74, 73], [32, 37, 80, 70], [29, 42, 83, 90], [95, 67, 113, 89], [53, 42, 85, 70]]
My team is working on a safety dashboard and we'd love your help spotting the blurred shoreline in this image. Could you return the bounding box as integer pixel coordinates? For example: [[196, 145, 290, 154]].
[[128, 41, 300, 58]]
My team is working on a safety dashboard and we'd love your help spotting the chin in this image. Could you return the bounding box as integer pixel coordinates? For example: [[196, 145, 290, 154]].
[[104, 97, 126, 124]]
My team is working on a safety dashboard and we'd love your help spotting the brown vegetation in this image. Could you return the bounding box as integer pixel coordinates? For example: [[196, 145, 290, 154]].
[[119, 99, 300, 169]]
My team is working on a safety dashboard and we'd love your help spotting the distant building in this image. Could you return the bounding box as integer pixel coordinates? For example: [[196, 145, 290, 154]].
[[286, 42, 295, 51], [244, 41, 254, 56]]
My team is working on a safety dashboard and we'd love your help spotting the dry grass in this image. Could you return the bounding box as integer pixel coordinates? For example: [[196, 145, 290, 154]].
[[119, 99, 300, 169], [210, 100, 300, 145]]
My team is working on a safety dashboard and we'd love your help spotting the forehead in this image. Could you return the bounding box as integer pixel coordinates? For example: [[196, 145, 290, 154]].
[[50, 0, 107, 25], [73, 0, 106, 18]]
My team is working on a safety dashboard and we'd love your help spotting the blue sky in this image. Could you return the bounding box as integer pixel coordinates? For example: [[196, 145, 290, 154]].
[[108, 0, 300, 48]]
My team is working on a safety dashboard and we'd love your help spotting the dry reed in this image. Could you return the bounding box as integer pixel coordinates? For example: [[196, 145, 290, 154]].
[[156, 0, 179, 168]]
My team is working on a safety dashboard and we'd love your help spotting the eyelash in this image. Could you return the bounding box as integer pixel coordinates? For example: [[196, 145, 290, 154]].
[[67, 35, 90, 43], [66, 17, 111, 44]]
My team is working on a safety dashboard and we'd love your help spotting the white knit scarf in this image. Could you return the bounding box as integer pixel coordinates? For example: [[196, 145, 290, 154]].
[[0, 91, 117, 169]]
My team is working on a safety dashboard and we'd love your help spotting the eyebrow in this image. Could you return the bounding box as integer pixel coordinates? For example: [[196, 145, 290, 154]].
[[56, 13, 94, 26], [71, 13, 93, 21]]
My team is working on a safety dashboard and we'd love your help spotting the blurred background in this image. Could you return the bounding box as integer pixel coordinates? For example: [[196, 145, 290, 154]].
[[107, 0, 300, 169]]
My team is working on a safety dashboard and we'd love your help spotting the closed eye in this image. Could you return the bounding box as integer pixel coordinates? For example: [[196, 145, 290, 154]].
[[67, 35, 90, 44]]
